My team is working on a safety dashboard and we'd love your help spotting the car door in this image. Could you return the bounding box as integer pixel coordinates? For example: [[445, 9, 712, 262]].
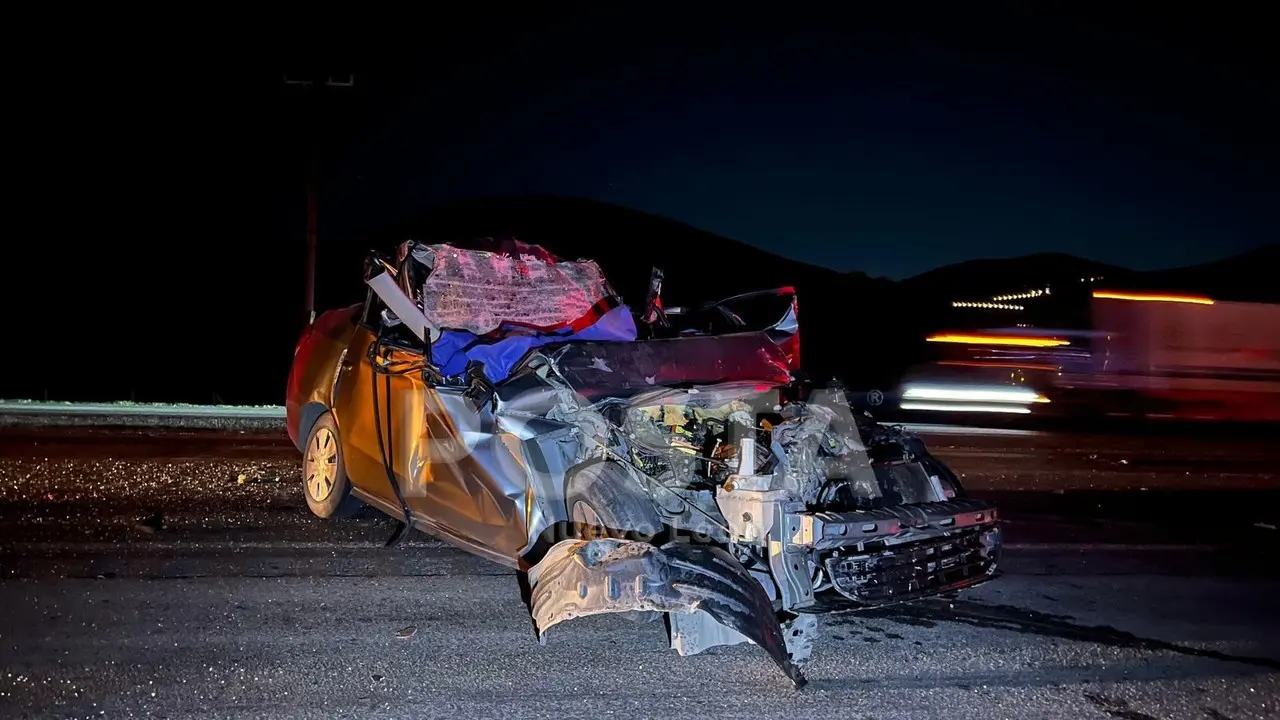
[[330, 321, 404, 508], [334, 295, 532, 562], [409, 379, 533, 561]]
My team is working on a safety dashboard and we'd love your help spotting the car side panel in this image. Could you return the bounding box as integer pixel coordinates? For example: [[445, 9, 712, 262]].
[[337, 332, 536, 562], [405, 385, 535, 561], [286, 305, 361, 449], [330, 324, 401, 506]]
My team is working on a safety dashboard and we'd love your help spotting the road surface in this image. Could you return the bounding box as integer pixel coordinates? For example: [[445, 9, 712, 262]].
[[0, 426, 1277, 719]]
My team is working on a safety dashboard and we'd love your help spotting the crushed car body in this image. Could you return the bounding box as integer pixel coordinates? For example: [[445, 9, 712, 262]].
[[286, 238, 1002, 687]]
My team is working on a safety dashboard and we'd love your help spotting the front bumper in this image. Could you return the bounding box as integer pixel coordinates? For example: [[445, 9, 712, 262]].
[[732, 497, 1002, 612], [822, 520, 1000, 604], [799, 501, 1001, 607]]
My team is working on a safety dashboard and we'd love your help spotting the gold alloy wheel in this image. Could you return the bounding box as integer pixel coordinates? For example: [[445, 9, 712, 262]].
[[304, 426, 339, 502]]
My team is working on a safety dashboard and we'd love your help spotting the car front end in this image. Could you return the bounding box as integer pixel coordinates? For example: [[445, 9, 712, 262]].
[[523, 341, 1003, 687]]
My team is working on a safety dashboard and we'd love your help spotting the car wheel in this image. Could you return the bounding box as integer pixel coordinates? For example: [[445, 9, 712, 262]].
[[565, 461, 665, 542], [565, 460, 666, 623], [302, 412, 362, 520]]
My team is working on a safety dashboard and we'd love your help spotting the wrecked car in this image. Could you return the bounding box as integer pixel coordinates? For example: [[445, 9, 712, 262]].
[[285, 238, 1002, 686]]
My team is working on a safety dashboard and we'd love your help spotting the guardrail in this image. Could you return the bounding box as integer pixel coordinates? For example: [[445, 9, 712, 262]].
[[0, 401, 287, 430], [0, 400, 1035, 438]]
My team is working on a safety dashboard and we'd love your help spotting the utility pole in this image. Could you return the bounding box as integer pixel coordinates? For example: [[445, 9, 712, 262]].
[[305, 149, 318, 325], [283, 72, 354, 325]]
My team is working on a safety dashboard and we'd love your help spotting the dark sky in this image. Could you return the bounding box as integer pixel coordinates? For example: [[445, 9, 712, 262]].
[[23, 6, 1275, 280], [299, 6, 1276, 279]]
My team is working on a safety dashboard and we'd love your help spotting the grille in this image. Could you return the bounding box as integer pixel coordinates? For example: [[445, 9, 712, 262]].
[[822, 524, 998, 605]]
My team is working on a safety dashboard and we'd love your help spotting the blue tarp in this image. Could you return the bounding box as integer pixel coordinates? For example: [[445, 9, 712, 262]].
[[431, 305, 638, 383]]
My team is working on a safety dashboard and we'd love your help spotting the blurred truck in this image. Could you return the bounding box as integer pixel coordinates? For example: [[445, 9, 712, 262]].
[[1057, 293, 1280, 421], [896, 292, 1280, 422]]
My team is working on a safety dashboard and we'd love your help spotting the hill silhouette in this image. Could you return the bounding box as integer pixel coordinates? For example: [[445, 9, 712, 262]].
[[1136, 243, 1279, 302], [371, 195, 860, 305], [899, 245, 1279, 304], [902, 252, 1131, 301]]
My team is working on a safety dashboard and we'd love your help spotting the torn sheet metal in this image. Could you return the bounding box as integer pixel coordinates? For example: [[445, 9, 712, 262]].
[[526, 538, 807, 687], [669, 609, 752, 656], [780, 614, 819, 663], [366, 271, 438, 343], [669, 607, 820, 663]]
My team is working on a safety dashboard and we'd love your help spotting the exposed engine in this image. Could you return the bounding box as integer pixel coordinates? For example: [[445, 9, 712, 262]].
[[607, 389, 960, 514]]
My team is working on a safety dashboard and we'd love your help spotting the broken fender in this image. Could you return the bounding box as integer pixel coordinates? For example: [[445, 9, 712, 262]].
[[526, 538, 806, 687]]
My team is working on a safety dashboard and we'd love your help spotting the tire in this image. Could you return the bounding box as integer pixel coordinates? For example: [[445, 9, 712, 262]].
[[301, 411, 362, 520], [565, 461, 665, 542], [565, 461, 666, 623]]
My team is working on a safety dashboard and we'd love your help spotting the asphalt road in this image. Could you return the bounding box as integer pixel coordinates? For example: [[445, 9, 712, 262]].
[[1, 425, 1278, 719]]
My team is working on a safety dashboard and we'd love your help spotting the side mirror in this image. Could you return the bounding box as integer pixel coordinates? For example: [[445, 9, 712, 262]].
[[364, 252, 391, 282], [641, 266, 668, 328]]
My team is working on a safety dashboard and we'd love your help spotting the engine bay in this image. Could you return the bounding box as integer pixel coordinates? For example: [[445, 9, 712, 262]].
[[606, 388, 963, 516]]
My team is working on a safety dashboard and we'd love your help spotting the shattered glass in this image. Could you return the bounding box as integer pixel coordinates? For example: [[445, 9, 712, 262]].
[[409, 243, 613, 335]]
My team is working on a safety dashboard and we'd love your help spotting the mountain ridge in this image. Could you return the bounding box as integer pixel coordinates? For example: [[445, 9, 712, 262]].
[[376, 195, 1268, 300]]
